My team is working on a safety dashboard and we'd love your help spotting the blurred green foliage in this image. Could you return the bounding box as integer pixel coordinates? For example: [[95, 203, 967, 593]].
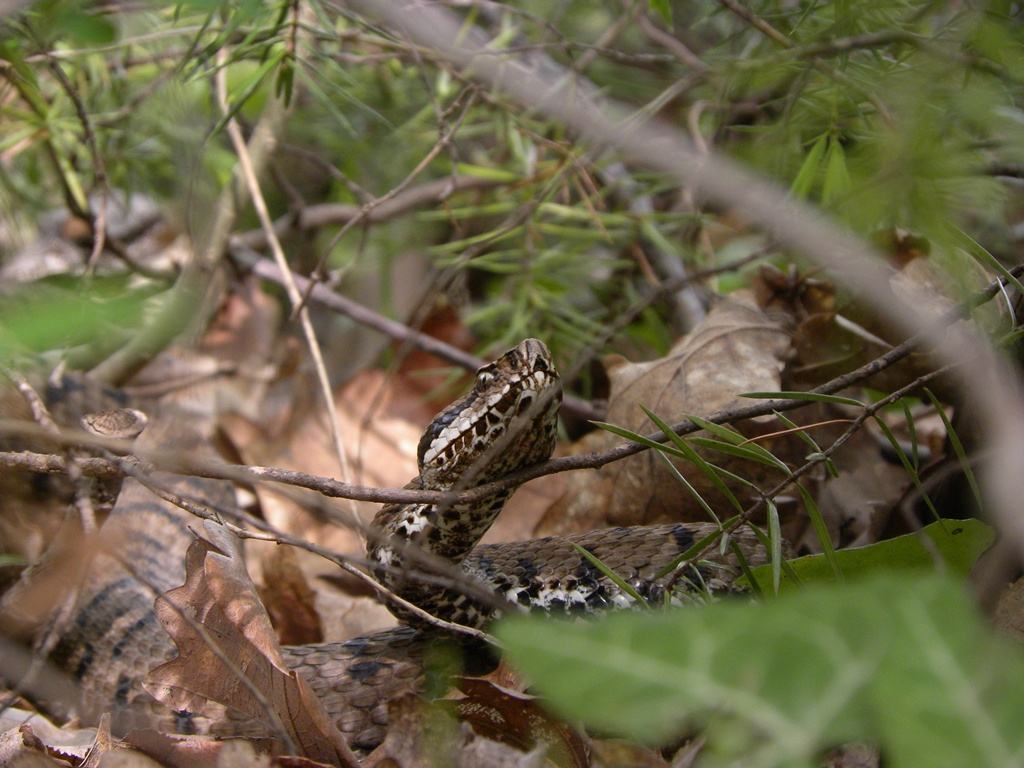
[[0, 0, 1021, 362]]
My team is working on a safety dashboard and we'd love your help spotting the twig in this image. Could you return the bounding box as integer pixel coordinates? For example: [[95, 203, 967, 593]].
[[230, 243, 599, 421], [232, 176, 504, 250], [631, 3, 707, 71], [118, 453, 511, 633], [214, 44, 355, 500]]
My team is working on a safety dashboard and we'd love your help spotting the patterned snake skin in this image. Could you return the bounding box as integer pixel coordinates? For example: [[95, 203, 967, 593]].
[[22, 340, 768, 751]]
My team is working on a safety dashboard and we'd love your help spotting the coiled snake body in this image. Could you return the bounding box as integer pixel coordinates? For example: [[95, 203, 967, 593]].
[[35, 340, 768, 750]]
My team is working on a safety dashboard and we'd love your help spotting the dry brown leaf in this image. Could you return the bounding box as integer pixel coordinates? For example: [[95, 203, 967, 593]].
[[587, 738, 669, 768], [449, 677, 590, 768], [257, 546, 323, 646], [121, 731, 226, 768], [364, 695, 552, 768], [821, 742, 881, 768], [538, 290, 794, 536], [144, 523, 358, 768], [995, 576, 1024, 646], [222, 367, 424, 644], [0, 516, 98, 636], [808, 424, 910, 551], [0, 723, 73, 768]]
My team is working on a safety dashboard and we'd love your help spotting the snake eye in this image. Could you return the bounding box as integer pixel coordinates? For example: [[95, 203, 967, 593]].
[[534, 357, 548, 372], [477, 370, 494, 389]]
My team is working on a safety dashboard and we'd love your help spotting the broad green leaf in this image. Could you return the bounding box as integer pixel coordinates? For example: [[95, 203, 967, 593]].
[[0, 281, 155, 355], [497, 573, 1024, 767], [743, 519, 994, 593], [871, 580, 1024, 768]]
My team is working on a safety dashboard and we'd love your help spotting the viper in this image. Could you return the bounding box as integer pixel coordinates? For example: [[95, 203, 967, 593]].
[[11, 339, 769, 751]]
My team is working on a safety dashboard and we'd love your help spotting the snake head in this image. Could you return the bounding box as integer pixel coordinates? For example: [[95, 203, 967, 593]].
[[417, 338, 562, 488]]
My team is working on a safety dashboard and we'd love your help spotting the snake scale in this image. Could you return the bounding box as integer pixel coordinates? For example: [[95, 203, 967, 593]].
[[18, 339, 768, 751]]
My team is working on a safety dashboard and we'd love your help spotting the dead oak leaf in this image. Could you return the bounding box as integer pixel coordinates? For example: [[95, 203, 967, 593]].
[[538, 290, 794, 535], [144, 523, 357, 768]]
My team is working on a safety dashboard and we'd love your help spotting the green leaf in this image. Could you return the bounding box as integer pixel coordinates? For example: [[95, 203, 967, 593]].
[[654, 518, 738, 580], [767, 500, 782, 595], [950, 227, 1024, 299], [593, 420, 686, 460], [790, 134, 828, 200], [648, 0, 672, 26], [454, 163, 521, 182], [873, 416, 942, 522], [772, 410, 823, 454], [796, 482, 843, 583], [497, 572, 1024, 767], [56, 6, 118, 46], [925, 389, 983, 512], [821, 136, 851, 204], [743, 519, 995, 593], [638, 406, 745, 513], [571, 542, 648, 606], [0, 280, 155, 356], [686, 414, 746, 445], [688, 436, 791, 473]]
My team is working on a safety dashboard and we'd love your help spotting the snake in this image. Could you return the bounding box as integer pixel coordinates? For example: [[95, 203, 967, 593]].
[[11, 339, 769, 752]]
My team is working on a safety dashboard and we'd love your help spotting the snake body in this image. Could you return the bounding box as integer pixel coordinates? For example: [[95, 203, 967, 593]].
[[17, 339, 768, 751]]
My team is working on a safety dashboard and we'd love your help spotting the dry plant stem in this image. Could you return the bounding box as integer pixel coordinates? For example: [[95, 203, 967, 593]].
[[351, 0, 1024, 555], [630, 4, 707, 71], [0, 452, 119, 476], [8, 373, 99, 534], [574, 0, 638, 72], [44, 55, 107, 267], [214, 48, 353, 497], [717, 0, 790, 47], [0, 319, 973, 508]]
